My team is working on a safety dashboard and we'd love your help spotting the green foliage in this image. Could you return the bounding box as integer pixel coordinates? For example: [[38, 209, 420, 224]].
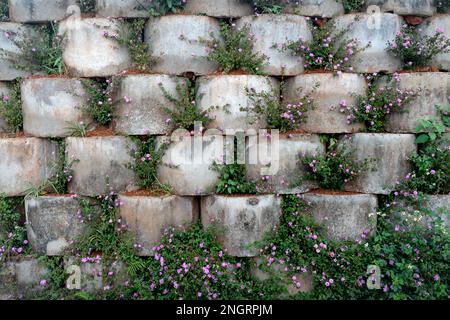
[[281, 20, 368, 73], [0, 0, 8, 22], [0, 194, 28, 262], [300, 140, 368, 190], [77, 0, 96, 13], [114, 19, 154, 71], [1, 22, 64, 75], [159, 79, 211, 131], [436, 0, 450, 13], [212, 162, 257, 195], [0, 80, 23, 133], [415, 105, 450, 145], [145, 0, 186, 16], [48, 140, 76, 195], [206, 22, 267, 74], [252, 0, 288, 14], [82, 79, 114, 126], [64, 121, 93, 137], [346, 74, 418, 132], [342, 0, 366, 13], [387, 24, 450, 69], [128, 136, 171, 191], [244, 83, 316, 132]]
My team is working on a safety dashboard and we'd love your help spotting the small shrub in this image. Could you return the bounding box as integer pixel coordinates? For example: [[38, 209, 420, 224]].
[[415, 105, 450, 144], [387, 24, 450, 69], [212, 162, 257, 195], [145, 0, 186, 16], [77, 0, 96, 13], [345, 74, 418, 132], [0, 194, 28, 262], [0, 80, 23, 133], [243, 83, 316, 133], [342, 0, 366, 13], [82, 78, 115, 126], [0, 0, 8, 22], [128, 136, 171, 192], [300, 138, 369, 190], [280, 19, 368, 74], [205, 22, 267, 74], [252, 0, 289, 14], [108, 19, 155, 71], [1, 23, 64, 75], [159, 79, 211, 131]]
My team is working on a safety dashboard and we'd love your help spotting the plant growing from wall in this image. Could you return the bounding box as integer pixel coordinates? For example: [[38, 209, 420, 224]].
[[0, 80, 23, 133], [0, 194, 28, 263], [243, 82, 317, 133], [82, 78, 115, 126], [387, 24, 450, 70], [252, 0, 290, 14], [345, 74, 418, 132], [108, 18, 155, 71], [128, 136, 171, 192], [159, 79, 211, 131], [144, 0, 187, 16], [212, 162, 257, 195], [1, 22, 64, 75], [77, 0, 96, 13], [300, 137, 369, 190], [280, 19, 367, 74], [0, 0, 8, 22], [415, 105, 450, 145], [205, 22, 268, 75], [436, 0, 450, 13], [342, 0, 366, 13]]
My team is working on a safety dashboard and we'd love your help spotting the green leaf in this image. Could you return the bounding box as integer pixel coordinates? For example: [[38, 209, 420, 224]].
[[415, 134, 429, 144]]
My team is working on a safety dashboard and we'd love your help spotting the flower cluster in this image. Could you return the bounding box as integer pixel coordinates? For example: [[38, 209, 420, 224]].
[[82, 78, 115, 126], [280, 19, 368, 74], [387, 24, 450, 69]]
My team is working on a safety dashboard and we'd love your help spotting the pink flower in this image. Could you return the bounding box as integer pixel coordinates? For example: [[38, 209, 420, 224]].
[[39, 279, 47, 287]]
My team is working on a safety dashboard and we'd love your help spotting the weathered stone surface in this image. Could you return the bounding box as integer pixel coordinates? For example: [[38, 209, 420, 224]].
[[283, 73, 367, 133], [201, 195, 282, 257], [66, 137, 138, 196], [156, 134, 226, 195], [332, 13, 402, 73], [8, 0, 77, 22], [58, 14, 132, 77], [246, 134, 326, 194], [301, 192, 378, 241], [96, 0, 152, 17], [14, 257, 47, 290], [287, 0, 344, 17], [21, 77, 92, 137], [144, 15, 221, 75], [196, 75, 279, 131], [420, 15, 450, 71], [0, 22, 33, 80], [235, 15, 312, 76], [340, 133, 417, 194], [0, 138, 59, 196], [384, 72, 450, 133], [118, 195, 199, 255], [252, 258, 314, 295], [394, 195, 450, 228], [365, 0, 436, 16], [0, 261, 17, 299], [184, 0, 253, 17], [113, 74, 184, 135], [0, 82, 9, 132], [25, 196, 84, 255]]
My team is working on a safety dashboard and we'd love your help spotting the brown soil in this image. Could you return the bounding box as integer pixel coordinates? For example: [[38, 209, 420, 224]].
[[307, 188, 363, 196], [207, 69, 251, 76], [0, 131, 25, 138], [398, 66, 440, 73], [303, 69, 333, 74], [121, 69, 159, 76], [281, 129, 308, 136], [27, 74, 69, 80], [40, 193, 75, 197], [121, 189, 171, 197], [403, 15, 424, 26], [86, 126, 115, 137]]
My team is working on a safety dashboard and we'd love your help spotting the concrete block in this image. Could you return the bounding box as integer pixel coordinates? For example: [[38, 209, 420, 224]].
[[184, 0, 253, 17], [8, 0, 77, 22], [287, 0, 344, 17], [301, 191, 378, 241], [14, 256, 47, 290], [66, 136, 138, 196], [118, 194, 199, 255], [332, 13, 403, 73], [283, 73, 367, 133], [201, 194, 282, 257], [25, 196, 84, 255], [21, 77, 91, 137], [96, 0, 152, 17], [340, 133, 417, 194], [235, 14, 312, 76], [0, 138, 59, 196], [246, 133, 326, 194], [365, 0, 436, 16], [196, 75, 280, 131], [144, 15, 221, 75], [113, 74, 185, 135]]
